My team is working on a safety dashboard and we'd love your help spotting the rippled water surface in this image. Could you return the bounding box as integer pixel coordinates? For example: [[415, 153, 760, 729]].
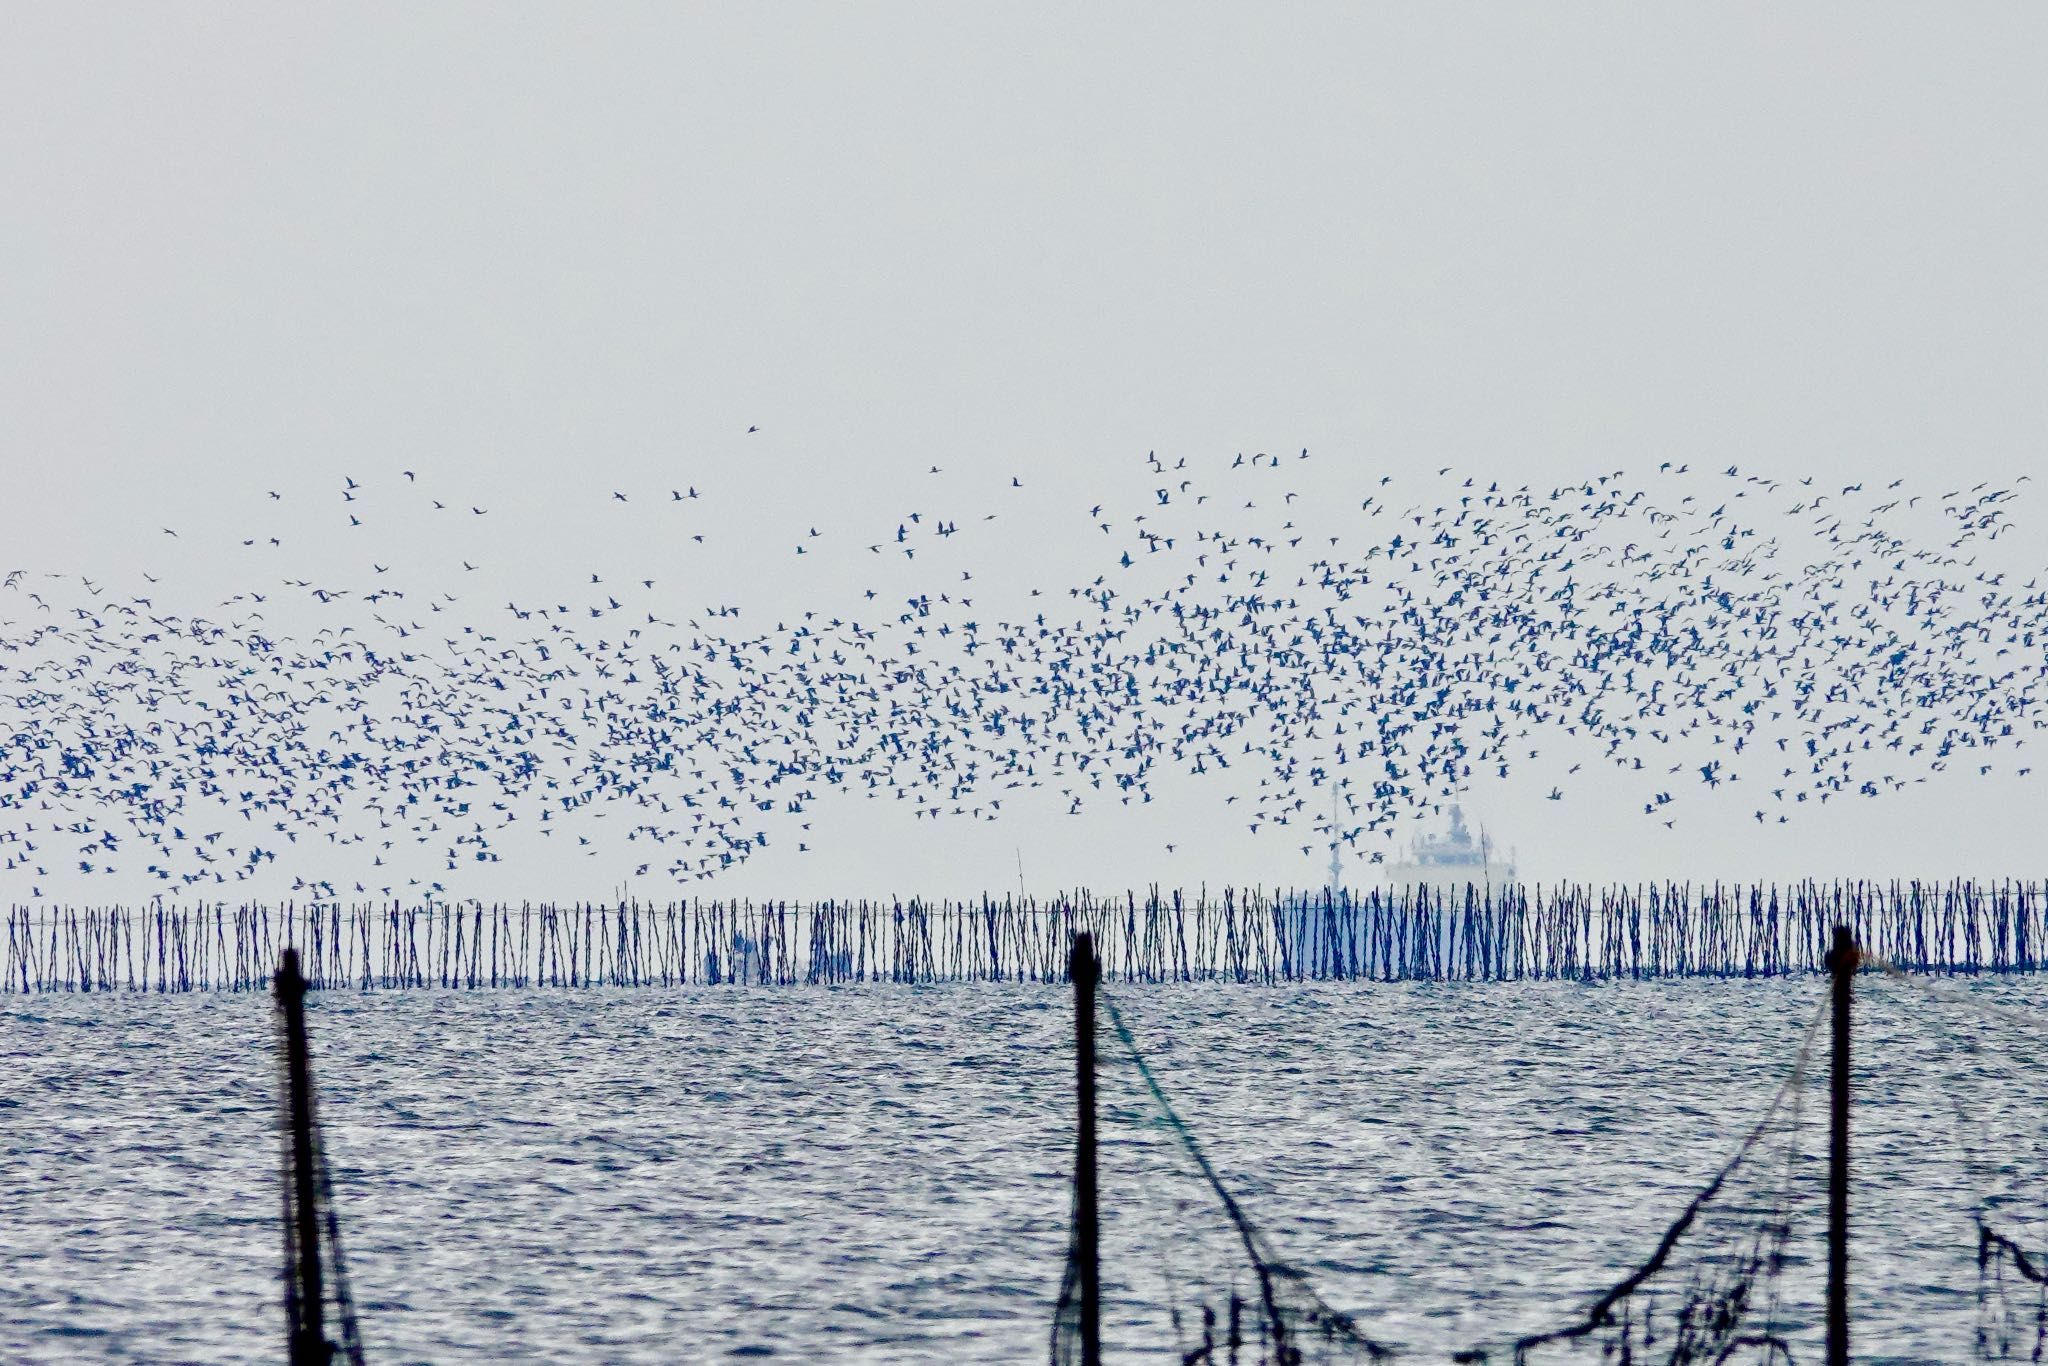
[[3, 976, 2044, 1362]]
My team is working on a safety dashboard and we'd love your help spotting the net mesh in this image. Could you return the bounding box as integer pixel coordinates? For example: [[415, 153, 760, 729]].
[[1052, 975, 1826, 1365], [1499, 1001, 1819, 1365], [1051, 983, 1394, 1364], [1865, 962, 2048, 1362]]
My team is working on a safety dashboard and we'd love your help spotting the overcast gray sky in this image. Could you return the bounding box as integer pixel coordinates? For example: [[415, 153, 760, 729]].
[[3, 5, 2045, 902]]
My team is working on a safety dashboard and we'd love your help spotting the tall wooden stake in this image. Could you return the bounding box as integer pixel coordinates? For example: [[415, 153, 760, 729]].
[[1828, 924, 1856, 1366], [278, 948, 331, 1366], [1071, 932, 1102, 1366]]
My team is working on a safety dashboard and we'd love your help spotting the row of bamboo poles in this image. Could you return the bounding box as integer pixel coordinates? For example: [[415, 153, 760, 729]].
[[6, 881, 2047, 992]]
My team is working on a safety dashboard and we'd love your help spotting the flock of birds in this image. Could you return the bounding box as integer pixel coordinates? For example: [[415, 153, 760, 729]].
[[0, 440, 2041, 899]]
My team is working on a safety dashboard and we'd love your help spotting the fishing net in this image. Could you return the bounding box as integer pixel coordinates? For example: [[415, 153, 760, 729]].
[[1978, 1225, 2048, 1363], [1050, 980, 1394, 1364], [1496, 997, 1822, 1365], [1051, 972, 1827, 1365], [1864, 962, 2048, 1362], [1044, 938, 2048, 1366]]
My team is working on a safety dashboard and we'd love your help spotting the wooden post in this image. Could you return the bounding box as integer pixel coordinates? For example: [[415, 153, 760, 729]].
[[277, 948, 332, 1366], [1827, 924, 1857, 1366], [1071, 932, 1102, 1366]]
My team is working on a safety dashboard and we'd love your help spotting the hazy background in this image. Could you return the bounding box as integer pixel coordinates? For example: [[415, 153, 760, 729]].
[[2, 4, 2045, 902]]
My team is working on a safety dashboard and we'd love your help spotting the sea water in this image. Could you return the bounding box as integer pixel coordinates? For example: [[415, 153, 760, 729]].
[[0, 976, 2037, 1362]]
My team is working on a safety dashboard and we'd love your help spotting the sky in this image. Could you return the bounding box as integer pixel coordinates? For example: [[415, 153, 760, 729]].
[[2, 5, 2045, 902]]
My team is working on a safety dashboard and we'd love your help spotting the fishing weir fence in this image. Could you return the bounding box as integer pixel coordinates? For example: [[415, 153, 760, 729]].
[[8, 881, 2048, 993]]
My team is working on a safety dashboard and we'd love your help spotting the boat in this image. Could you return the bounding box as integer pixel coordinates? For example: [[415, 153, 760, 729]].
[[1383, 803, 1516, 894], [1280, 802, 1517, 978]]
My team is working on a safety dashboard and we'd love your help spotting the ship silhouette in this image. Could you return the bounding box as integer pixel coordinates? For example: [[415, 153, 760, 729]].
[[1384, 803, 1516, 892]]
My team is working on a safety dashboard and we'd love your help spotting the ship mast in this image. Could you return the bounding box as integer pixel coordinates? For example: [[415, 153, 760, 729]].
[[1326, 782, 1344, 898]]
